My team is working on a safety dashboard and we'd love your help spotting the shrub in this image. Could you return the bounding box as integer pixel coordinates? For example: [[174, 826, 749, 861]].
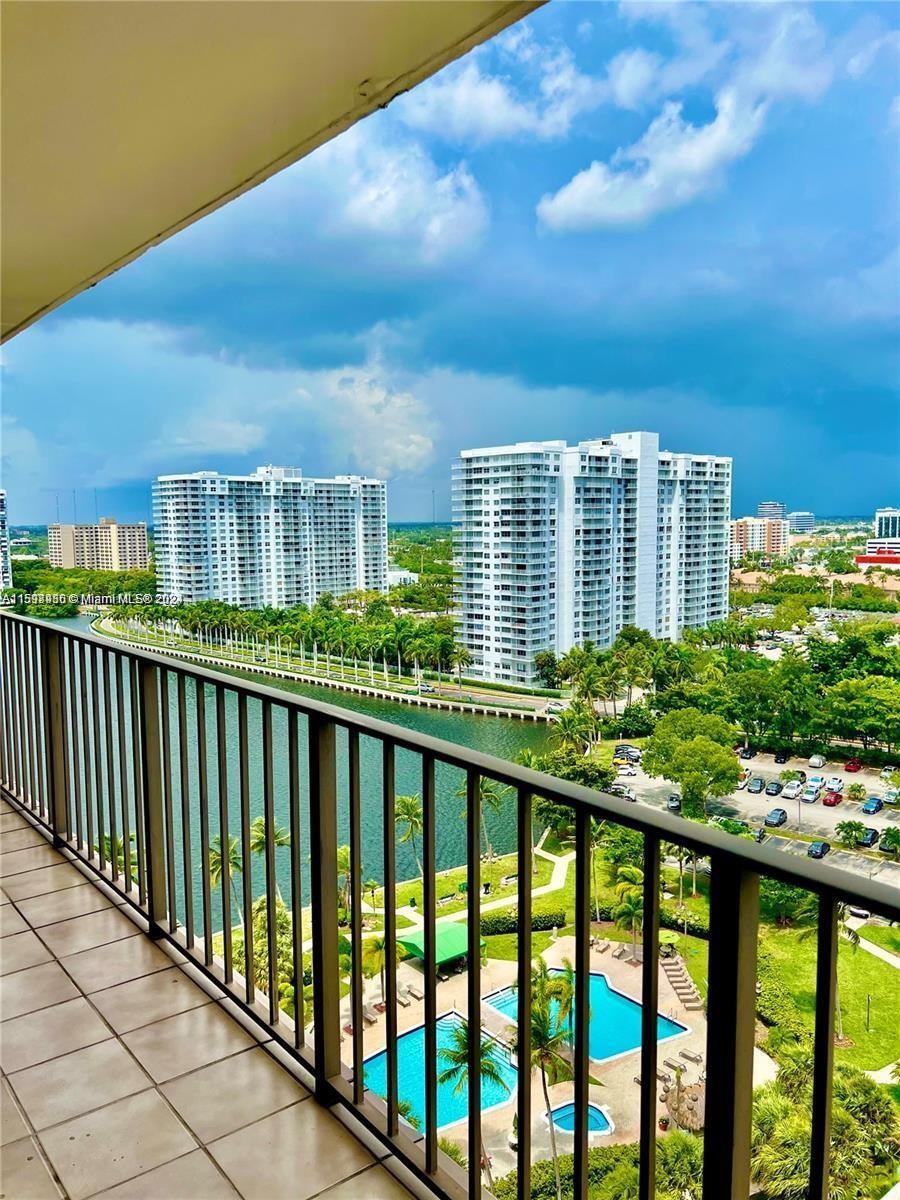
[[480, 907, 567, 936], [756, 945, 806, 1044]]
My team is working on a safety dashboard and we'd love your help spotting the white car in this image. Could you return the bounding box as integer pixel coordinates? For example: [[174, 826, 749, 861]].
[[824, 776, 844, 793], [809, 754, 826, 768], [802, 783, 822, 803], [808, 775, 826, 790], [880, 766, 898, 781], [782, 780, 803, 801], [737, 774, 749, 790], [616, 764, 637, 777]]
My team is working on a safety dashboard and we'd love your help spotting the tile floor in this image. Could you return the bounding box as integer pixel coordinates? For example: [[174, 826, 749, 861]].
[[0, 797, 416, 1200]]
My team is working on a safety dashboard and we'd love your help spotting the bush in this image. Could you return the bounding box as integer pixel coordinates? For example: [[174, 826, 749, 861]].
[[480, 907, 567, 936], [660, 907, 710, 938], [494, 1142, 640, 1200], [756, 945, 807, 1045]]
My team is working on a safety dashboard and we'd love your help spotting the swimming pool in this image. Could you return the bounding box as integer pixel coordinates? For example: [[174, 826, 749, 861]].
[[363, 1012, 517, 1131], [548, 1102, 614, 1136], [483, 970, 688, 1062]]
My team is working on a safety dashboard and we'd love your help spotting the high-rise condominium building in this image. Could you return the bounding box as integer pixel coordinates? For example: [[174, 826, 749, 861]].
[[48, 517, 149, 571], [453, 432, 731, 684], [0, 491, 11, 590], [875, 508, 900, 539], [787, 511, 815, 533], [757, 500, 786, 520], [153, 466, 387, 607], [730, 517, 790, 561]]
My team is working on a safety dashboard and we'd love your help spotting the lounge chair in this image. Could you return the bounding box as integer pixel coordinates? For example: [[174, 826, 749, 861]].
[[680, 1049, 702, 1064], [407, 983, 424, 1001], [598, 941, 610, 953], [343, 1023, 354, 1036], [374, 1001, 387, 1013], [656, 1069, 671, 1084], [363, 1004, 380, 1024], [396, 991, 411, 1008], [633, 1076, 642, 1086], [663, 1058, 682, 1072]]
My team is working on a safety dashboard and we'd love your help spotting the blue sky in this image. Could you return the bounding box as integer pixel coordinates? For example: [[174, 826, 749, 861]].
[[3, 1, 898, 524]]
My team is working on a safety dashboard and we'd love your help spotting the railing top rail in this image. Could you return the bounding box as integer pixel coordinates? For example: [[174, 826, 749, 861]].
[[4, 609, 899, 920]]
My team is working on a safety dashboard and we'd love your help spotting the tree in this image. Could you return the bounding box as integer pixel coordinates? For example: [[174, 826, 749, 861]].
[[835, 819, 866, 849], [362, 934, 389, 1002], [533, 650, 560, 688], [880, 827, 900, 859], [395, 793, 424, 878], [550, 703, 595, 754], [449, 644, 473, 693], [614, 866, 644, 961], [845, 782, 867, 804], [437, 1018, 510, 1192], [759, 879, 809, 926], [643, 714, 740, 818], [456, 777, 510, 876], [797, 897, 860, 1043], [209, 834, 244, 927], [249, 815, 290, 902], [511, 990, 573, 1200]]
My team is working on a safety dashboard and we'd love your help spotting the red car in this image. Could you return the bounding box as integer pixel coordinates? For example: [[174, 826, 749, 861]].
[[845, 758, 862, 772], [822, 790, 843, 807]]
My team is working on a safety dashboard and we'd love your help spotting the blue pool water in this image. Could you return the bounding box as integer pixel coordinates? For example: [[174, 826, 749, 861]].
[[550, 1102, 611, 1133], [484, 970, 687, 1062], [364, 1013, 517, 1131]]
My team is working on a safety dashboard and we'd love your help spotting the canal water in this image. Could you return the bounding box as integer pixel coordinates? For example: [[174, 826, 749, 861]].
[[51, 616, 551, 933]]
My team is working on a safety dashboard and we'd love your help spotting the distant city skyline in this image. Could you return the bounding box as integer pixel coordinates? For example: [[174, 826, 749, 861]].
[[2, 3, 897, 523]]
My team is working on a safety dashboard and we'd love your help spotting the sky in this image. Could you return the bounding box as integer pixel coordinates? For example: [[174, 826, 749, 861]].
[[2, 1, 899, 525]]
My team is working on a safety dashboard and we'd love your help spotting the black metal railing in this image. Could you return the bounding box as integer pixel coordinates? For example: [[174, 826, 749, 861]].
[[1, 610, 898, 1200]]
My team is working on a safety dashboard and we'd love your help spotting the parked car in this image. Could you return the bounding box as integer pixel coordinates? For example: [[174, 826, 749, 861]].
[[774, 750, 790, 764], [610, 784, 637, 802], [802, 783, 822, 803], [753, 828, 767, 843], [765, 780, 783, 796], [808, 775, 826, 790], [615, 744, 641, 756], [795, 770, 807, 783], [807, 841, 831, 859], [824, 776, 844, 793], [666, 794, 682, 813], [844, 758, 862, 773], [822, 790, 843, 807], [546, 701, 567, 714], [862, 796, 884, 815], [859, 828, 880, 848], [765, 808, 788, 827], [616, 764, 637, 777], [739, 746, 757, 760], [782, 780, 803, 801], [737, 772, 750, 790], [884, 788, 900, 804], [764, 641, 780, 650], [419, 683, 436, 694], [880, 765, 898, 781], [748, 777, 765, 794], [809, 754, 826, 768]]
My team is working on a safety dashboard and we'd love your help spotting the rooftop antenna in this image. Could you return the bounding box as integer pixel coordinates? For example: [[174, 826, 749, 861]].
[[41, 488, 62, 522]]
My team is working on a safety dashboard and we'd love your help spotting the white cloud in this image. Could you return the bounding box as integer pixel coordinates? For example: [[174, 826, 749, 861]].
[[824, 246, 900, 322], [152, 415, 267, 458], [847, 30, 900, 79], [537, 88, 766, 231], [606, 48, 663, 111]]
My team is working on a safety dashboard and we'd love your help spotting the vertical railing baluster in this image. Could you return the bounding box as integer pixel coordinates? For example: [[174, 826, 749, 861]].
[[103, 651, 118, 880], [239, 694, 254, 1004], [0, 622, 11, 792], [422, 753, 438, 1170], [138, 660, 167, 937], [703, 858, 759, 1199], [516, 786, 533, 1200], [197, 681, 213, 964], [263, 701, 278, 1024], [69, 641, 84, 852], [639, 835, 661, 1200], [466, 771, 482, 1200], [161, 670, 177, 931], [809, 891, 838, 1200], [92, 646, 106, 867], [129, 658, 146, 906], [115, 656, 131, 888], [23, 626, 39, 812], [216, 687, 232, 981], [572, 808, 591, 1200], [309, 713, 341, 1102], [39, 628, 68, 843], [11, 622, 25, 800], [349, 729, 365, 1103], [177, 674, 194, 947], [288, 711, 303, 1043], [382, 741, 399, 1136], [81, 643, 95, 858]]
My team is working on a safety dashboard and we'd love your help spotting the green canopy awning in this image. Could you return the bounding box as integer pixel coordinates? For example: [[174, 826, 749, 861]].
[[397, 922, 485, 966]]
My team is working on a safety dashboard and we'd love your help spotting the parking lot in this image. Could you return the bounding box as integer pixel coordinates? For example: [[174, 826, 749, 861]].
[[616, 749, 900, 887]]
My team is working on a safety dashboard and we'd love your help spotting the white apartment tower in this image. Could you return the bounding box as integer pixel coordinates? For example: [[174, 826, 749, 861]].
[[153, 466, 387, 607], [453, 433, 731, 684], [874, 508, 900, 539], [0, 491, 11, 590]]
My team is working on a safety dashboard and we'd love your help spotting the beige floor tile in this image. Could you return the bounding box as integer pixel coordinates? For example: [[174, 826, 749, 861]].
[[0, 904, 29, 937], [90, 966, 213, 1034], [0, 844, 64, 877], [0, 862, 89, 901], [16, 882, 113, 927], [9, 1038, 151, 1130], [1, 1077, 29, 1146], [208, 1100, 376, 1200], [0, 811, 29, 831], [0, 929, 52, 975], [122, 1002, 256, 1083], [0, 827, 47, 853], [39, 906, 139, 957], [161, 1045, 310, 1143], [62, 934, 171, 993], [0, 959, 80, 1021], [0, 996, 111, 1073], [89, 1149, 240, 1199], [0, 1135, 63, 1199], [40, 1088, 196, 1200], [319, 1165, 416, 1199]]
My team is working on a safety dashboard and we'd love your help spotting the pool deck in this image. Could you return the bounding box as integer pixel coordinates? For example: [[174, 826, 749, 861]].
[[341, 935, 715, 1183]]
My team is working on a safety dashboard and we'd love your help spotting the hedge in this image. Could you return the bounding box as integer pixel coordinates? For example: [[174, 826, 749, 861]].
[[756, 944, 807, 1043], [589, 902, 710, 940], [480, 907, 567, 937], [494, 1142, 640, 1200]]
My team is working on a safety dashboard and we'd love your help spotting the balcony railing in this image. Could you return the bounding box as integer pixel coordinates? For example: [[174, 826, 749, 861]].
[[1, 610, 898, 1200]]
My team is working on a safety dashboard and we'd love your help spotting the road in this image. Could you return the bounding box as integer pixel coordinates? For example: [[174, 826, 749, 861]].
[[619, 750, 900, 891]]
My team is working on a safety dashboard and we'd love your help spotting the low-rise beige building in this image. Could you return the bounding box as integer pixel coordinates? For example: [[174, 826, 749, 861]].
[[730, 516, 790, 561], [48, 517, 149, 570]]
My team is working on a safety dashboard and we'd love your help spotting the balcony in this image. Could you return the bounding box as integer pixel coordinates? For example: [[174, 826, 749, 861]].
[[2, 612, 899, 1200]]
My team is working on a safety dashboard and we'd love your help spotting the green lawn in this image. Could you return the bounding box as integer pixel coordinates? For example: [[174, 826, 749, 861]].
[[484, 926, 573, 961], [762, 927, 900, 1070], [858, 923, 900, 957], [376, 852, 555, 917]]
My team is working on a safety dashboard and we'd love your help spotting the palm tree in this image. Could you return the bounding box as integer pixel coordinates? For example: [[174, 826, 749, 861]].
[[797, 897, 860, 1042], [437, 1018, 510, 1192], [249, 815, 290, 902], [456, 777, 510, 881], [614, 866, 644, 961], [95, 833, 136, 876], [512, 997, 572, 1200], [450, 644, 473, 693], [550, 703, 593, 754], [209, 833, 244, 928], [395, 793, 424, 878], [362, 934, 389, 1002]]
